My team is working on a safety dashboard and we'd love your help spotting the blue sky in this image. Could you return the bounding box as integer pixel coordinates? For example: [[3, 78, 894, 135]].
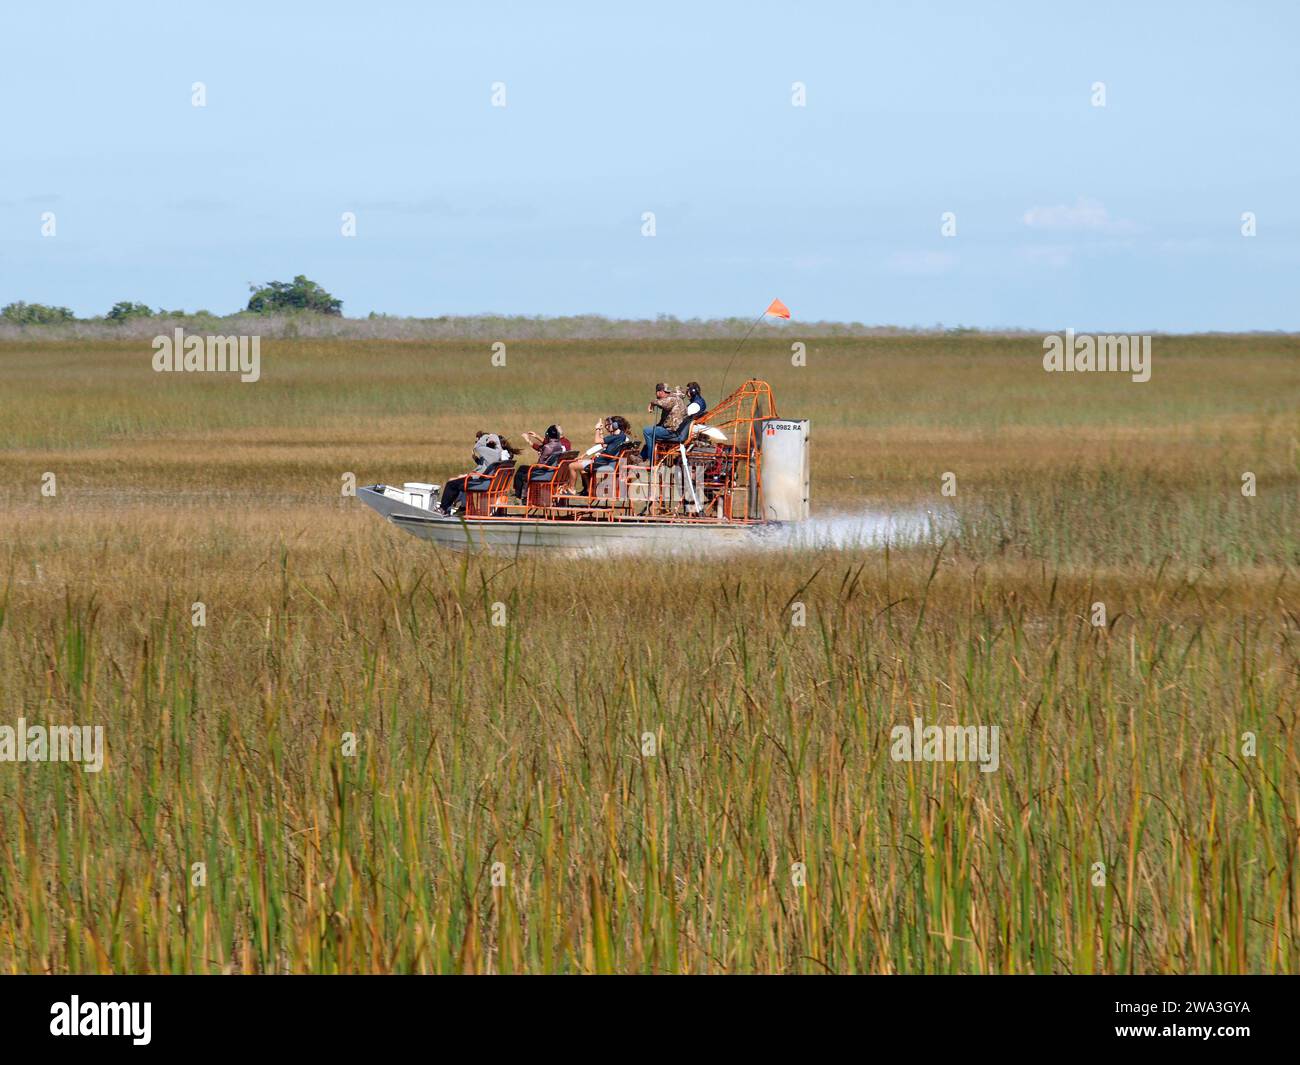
[[1, 0, 1296, 329]]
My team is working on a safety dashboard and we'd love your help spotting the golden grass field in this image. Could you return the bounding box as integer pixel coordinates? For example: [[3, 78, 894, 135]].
[[0, 333, 1296, 972]]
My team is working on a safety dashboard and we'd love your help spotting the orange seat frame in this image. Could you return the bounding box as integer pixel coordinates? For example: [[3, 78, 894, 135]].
[[463, 463, 516, 517]]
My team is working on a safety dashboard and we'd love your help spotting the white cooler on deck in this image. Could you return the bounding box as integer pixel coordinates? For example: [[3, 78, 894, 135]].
[[402, 482, 438, 509]]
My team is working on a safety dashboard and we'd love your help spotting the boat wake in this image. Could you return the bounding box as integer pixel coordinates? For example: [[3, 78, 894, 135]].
[[578, 505, 955, 559], [750, 505, 955, 552]]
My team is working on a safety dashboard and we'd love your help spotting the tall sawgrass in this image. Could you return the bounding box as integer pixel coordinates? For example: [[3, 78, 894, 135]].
[[0, 334, 1294, 972], [0, 515, 1294, 973]]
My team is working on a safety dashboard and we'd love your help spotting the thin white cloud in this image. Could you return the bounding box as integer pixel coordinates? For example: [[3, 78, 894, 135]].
[[168, 196, 232, 212], [352, 197, 538, 221], [1018, 244, 1073, 269], [791, 255, 832, 271], [887, 250, 958, 276], [1022, 197, 1135, 234], [1158, 238, 1212, 255]]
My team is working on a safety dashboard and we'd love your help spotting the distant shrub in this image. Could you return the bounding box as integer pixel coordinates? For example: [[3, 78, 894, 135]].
[[107, 301, 156, 322], [2, 301, 76, 324], [247, 275, 342, 316]]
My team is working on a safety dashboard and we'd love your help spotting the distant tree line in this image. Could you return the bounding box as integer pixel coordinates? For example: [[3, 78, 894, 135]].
[[246, 275, 342, 316], [1, 301, 76, 324], [1, 275, 342, 323]]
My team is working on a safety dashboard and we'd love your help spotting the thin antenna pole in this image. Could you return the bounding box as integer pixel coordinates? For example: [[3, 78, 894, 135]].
[[718, 309, 768, 399]]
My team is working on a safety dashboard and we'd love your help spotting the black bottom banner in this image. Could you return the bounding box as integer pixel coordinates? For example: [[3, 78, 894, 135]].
[[0, 974, 1289, 1052]]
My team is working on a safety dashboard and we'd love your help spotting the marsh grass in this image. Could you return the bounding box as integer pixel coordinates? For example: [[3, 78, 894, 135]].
[[0, 335, 1296, 972]]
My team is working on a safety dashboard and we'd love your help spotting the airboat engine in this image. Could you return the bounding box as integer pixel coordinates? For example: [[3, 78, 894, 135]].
[[755, 418, 810, 522]]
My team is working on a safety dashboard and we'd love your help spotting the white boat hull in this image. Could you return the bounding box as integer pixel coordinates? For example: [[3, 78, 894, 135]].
[[358, 485, 763, 553]]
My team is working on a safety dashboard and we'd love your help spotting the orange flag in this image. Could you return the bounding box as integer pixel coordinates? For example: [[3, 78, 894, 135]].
[[765, 298, 791, 319]]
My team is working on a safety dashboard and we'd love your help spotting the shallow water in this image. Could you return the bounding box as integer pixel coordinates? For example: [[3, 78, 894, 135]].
[[755, 506, 955, 551], [577, 505, 955, 559]]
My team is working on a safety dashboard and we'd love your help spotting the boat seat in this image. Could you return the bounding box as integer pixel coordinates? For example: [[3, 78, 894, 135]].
[[651, 417, 696, 464], [525, 452, 579, 510], [463, 462, 516, 517], [527, 450, 579, 483], [584, 440, 640, 502]]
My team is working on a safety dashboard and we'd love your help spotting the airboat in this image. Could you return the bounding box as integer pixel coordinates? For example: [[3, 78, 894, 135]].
[[358, 379, 808, 553]]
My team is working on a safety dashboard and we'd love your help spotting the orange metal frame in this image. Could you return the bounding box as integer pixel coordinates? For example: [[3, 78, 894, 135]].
[[523, 450, 581, 511], [693, 378, 776, 522], [446, 379, 777, 524], [463, 463, 517, 517]]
